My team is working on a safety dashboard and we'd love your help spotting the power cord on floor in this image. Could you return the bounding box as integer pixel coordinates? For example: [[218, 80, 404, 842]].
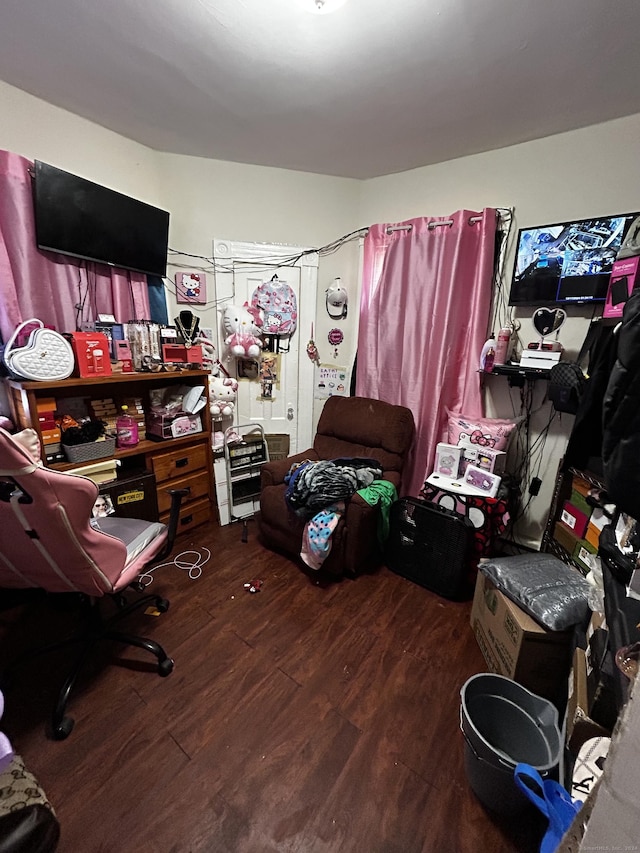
[[137, 547, 212, 587]]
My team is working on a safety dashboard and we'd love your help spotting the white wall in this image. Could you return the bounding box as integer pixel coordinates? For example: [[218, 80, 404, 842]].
[[0, 81, 162, 204], [359, 114, 640, 547], [156, 151, 360, 406]]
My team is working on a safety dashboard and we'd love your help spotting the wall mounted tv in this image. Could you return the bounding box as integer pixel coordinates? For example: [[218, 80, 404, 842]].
[[33, 160, 170, 278], [508, 212, 639, 306]]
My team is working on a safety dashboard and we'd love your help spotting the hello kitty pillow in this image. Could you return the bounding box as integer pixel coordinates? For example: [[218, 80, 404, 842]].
[[446, 410, 520, 452]]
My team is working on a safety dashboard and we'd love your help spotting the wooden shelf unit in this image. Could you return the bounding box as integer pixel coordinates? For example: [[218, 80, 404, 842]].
[[4, 369, 216, 533]]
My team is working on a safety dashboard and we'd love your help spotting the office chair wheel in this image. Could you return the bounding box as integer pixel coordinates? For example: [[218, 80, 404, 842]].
[[52, 716, 74, 741], [155, 598, 170, 613], [158, 658, 174, 677]]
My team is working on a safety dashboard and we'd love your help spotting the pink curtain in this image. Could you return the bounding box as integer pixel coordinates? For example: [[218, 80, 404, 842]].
[[0, 150, 151, 344], [356, 209, 497, 497]]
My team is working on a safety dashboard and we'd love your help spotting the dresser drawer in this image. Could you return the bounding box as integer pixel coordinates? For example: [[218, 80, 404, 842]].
[[160, 497, 211, 534], [156, 469, 210, 515], [150, 442, 208, 483]]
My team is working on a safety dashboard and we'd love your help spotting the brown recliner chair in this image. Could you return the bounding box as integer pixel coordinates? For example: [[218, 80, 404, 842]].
[[259, 395, 415, 576]]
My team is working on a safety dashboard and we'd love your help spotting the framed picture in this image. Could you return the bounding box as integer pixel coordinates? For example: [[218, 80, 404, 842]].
[[259, 352, 280, 399], [175, 272, 207, 305]]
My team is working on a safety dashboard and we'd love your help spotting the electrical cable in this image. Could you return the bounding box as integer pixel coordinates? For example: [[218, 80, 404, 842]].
[[137, 547, 211, 587]]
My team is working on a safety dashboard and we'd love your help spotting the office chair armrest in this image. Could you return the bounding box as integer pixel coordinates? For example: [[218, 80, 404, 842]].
[[261, 450, 318, 487]]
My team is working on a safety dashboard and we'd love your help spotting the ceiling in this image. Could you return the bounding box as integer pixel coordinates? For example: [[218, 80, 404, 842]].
[[1, 0, 640, 180]]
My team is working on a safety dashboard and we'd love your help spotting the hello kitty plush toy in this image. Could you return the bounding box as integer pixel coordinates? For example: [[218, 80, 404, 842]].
[[222, 303, 263, 358], [209, 375, 239, 418]]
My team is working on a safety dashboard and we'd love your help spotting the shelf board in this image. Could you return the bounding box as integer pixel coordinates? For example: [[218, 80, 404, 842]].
[[9, 369, 211, 392], [490, 363, 551, 379]]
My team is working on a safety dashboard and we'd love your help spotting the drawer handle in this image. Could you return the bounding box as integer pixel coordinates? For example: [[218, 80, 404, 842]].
[[175, 457, 189, 468], [184, 486, 191, 495], [180, 514, 193, 526]]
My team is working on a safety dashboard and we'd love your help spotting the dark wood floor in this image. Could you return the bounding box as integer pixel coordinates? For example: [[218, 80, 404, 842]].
[[0, 519, 546, 853]]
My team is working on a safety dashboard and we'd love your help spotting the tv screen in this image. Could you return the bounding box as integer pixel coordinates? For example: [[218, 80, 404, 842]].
[[508, 212, 638, 306], [33, 160, 170, 278]]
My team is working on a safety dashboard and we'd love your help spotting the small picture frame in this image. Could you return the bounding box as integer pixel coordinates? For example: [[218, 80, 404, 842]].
[[175, 272, 207, 305]]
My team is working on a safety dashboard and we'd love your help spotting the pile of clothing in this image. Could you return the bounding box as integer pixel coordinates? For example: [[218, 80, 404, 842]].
[[283, 457, 396, 570]]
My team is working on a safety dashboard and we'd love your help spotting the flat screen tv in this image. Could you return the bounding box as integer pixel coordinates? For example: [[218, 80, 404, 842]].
[[508, 212, 639, 306], [33, 160, 170, 278]]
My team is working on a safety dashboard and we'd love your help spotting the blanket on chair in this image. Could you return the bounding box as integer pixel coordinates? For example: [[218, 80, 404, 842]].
[[285, 457, 382, 518]]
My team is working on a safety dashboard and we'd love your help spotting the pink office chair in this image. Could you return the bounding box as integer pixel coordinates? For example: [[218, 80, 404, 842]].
[[0, 428, 186, 740]]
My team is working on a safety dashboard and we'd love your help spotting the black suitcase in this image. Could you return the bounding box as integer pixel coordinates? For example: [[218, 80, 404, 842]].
[[385, 497, 474, 599]]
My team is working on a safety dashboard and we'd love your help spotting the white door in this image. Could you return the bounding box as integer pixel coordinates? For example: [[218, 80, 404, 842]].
[[212, 240, 318, 456]]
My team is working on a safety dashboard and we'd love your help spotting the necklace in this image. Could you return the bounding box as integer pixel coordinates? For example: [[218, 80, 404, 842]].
[[176, 314, 198, 349]]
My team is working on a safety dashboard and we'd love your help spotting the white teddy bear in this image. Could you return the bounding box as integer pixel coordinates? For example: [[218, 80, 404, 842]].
[[209, 375, 238, 419]]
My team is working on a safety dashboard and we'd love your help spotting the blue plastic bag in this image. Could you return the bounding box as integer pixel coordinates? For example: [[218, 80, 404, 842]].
[[514, 763, 581, 853]]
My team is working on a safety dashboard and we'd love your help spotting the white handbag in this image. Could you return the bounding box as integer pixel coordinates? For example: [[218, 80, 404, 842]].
[[3, 318, 75, 382]]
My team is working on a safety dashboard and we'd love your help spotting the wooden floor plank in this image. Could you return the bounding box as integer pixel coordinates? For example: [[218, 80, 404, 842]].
[[0, 520, 545, 852]]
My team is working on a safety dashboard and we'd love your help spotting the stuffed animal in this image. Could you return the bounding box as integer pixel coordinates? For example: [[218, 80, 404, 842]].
[[209, 375, 238, 418], [195, 336, 220, 374], [222, 303, 263, 358]]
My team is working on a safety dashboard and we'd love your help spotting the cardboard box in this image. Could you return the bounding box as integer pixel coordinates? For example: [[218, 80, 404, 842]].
[[573, 538, 598, 574], [560, 500, 590, 539], [571, 475, 592, 498], [36, 397, 57, 415], [553, 520, 580, 556], [265, 433, 290, 462], [470, 572, 573, 705], [40, 426, 61, 445], [585, 521, 602, 550], [569, 488, 593, 521], [566, 647, 611, 754], [433, 442, 462, 478]]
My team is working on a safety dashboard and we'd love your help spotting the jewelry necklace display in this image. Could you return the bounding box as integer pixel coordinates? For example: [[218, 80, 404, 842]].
[[175, 312, 199, 349]]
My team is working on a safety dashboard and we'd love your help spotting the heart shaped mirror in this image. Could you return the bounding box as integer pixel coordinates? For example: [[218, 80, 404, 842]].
[[532, 307, 566, 338]]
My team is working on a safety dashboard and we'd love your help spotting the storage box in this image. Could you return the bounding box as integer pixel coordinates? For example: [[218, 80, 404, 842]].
[[569, 489, 593, 522], [265, 433, 290, 462], [470, 572, 573, 705], [571, 475, 592, 498], [475, 447, 506, 475], [566, 648, 611, 754], [573, 538, 598, 574], [161, 344, 203, 364], [62, 437, 116, 463], [560, 500, 590, 539], [553, 520, 580, 556], [67, 331, 112, 377], [463, 465, 501, 498], [40, 427, 61, 445], [433, 442, 462, 478], [146, 411, 202, 441]]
